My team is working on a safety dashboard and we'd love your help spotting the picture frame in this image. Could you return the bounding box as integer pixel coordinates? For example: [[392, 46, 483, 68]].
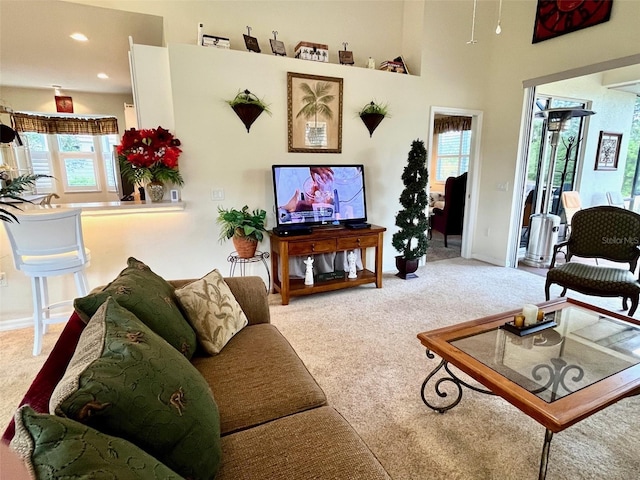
[[338, 50, 354, 65], [595, 131, 622, 171], [243, 34, 261, 53], [287, 72, 343, 153], [532, 0, 613, 44], [270, 38, 286, 56], [55, 95, 73, 113]]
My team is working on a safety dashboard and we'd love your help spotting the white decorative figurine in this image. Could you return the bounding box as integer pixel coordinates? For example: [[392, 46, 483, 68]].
[[348, 250, 357, 278], [304, 256, 314, 285]]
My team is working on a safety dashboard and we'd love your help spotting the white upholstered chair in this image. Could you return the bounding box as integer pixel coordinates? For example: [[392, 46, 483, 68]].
[[606, 191, 626, 208], [561, 191, 582, 234], [3, 208, 90, 355]]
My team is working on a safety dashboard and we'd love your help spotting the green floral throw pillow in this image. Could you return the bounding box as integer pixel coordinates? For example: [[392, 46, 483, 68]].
[[11, 405, 182, 479], [175, 269, 249, 355], [51, 297, 222, 480], [74, 257, 196, 358]]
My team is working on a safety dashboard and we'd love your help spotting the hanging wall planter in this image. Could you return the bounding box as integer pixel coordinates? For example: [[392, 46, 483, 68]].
[[358, 101, 389, 137], [227, 89, 271, 133]]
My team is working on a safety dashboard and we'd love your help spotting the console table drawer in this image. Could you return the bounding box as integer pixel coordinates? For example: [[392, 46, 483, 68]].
[[288, 239, 336, 255], [337, 235, 379, 250]]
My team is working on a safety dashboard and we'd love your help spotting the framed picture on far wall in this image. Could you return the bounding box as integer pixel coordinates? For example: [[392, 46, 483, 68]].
[[287, 72, 343, 153], [55, 95, 73, 113], [595, 131, 622, 171], [532, 0, 614, 44]]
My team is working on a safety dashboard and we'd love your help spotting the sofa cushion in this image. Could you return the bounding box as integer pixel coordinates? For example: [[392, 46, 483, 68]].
[[175, 269, 248, 354], [74, 257, 196, 358], [50, 297, 222, 480], [11, 406, 181, 479], [216, 406, 390, 480], [192, 323, 327, 435]]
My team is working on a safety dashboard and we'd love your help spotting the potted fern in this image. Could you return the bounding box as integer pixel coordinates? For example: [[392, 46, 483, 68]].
[[217, 205, 267, 258], [391, 139, 429, 279], [358, 101, 389, 137], [227, 90, 271, 133], [0, 173, 47, 223]]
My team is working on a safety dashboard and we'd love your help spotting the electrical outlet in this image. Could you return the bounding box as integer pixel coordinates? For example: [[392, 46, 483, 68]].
[[0, 272, 7, 287], [211, 188, 225, 201]]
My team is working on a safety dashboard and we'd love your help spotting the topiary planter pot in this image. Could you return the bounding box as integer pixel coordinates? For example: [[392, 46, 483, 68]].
[[395, 255, 419, 279]]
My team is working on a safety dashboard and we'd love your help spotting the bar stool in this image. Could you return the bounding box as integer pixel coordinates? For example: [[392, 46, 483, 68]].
[[3, 208, 90, 355]]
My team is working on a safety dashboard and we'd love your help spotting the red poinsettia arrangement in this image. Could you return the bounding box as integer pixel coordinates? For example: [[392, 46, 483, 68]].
[[117, 126, 184, 185]]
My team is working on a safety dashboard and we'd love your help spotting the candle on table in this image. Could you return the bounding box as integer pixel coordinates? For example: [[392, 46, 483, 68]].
[[522, 304, 538, 326], [514, 315, 525, 328]]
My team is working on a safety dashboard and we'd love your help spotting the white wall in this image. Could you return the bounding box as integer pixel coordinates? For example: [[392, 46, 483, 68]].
[[152, 43, 430, 277]]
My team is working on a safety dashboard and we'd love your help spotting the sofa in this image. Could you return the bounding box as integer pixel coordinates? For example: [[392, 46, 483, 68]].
[[2, 262, 390, 479]]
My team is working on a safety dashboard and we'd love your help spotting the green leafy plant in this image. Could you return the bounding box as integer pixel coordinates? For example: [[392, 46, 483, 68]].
[[391, 139, 429, 260], [216, 205, 267, 243], [0, 174, 49, 222], [358, 101, 390, 117], [227, 90, 272, 115]]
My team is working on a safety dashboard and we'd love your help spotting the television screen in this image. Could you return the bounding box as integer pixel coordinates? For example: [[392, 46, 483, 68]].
[[272, 164, 367, 227]]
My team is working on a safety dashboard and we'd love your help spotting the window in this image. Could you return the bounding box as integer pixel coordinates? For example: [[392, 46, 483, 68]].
[[22, 132, 119, 194], [435, 130, 470, 182], [101, 135, 119, 192], [58, 134, 99, 191], [23, 132, 54, 192]]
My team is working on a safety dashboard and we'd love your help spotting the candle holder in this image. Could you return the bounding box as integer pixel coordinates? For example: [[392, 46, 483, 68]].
[[500, 315, 557, 337]]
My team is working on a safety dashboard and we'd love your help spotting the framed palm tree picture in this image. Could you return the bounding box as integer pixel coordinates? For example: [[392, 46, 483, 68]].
[[288, 72, 343, 153]]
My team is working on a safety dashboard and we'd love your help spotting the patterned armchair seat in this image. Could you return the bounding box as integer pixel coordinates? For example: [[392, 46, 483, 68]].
[[545, 205, 640, 315]]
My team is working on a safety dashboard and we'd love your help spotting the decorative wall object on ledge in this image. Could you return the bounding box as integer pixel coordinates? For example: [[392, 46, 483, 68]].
[[295, 41, 329, 62], [532, 0, 613, 44], [358, 101, 389, 137], [227, 90, 271, 133], [243, 26, 260, 53], [287, 72, 343, 153], [338, 42, 354, 65], [595, 131, 622, 170], [270, 31, 286, 56]]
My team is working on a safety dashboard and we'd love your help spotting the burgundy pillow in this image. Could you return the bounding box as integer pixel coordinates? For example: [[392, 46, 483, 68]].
[[2, 312, 87, 443]]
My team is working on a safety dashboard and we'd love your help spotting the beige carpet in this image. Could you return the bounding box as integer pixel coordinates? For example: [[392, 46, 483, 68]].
[[1, 258, 639, 479]]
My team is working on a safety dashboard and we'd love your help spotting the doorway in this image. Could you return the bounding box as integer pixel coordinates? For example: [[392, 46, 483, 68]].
[[518, 95, 592, 255], [428, 106, 483, 259]]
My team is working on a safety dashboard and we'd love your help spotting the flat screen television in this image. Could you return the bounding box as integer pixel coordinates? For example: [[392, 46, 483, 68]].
[[272, 164, 367, 228]]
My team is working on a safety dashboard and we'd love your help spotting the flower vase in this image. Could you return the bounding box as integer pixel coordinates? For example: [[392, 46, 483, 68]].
[[147, 181, 165, 202]]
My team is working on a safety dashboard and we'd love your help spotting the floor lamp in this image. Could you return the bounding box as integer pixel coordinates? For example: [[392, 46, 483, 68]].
[[523, 107, 595, 268]]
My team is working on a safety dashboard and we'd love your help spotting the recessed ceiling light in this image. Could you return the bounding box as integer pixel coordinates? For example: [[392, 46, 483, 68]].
[[97, 73, 109, 79], [70, 33, 88, 42]]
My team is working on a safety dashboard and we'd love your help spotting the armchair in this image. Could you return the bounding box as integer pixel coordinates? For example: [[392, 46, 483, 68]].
[[431, 172, 467, 247], [545, 206, 640, 315]]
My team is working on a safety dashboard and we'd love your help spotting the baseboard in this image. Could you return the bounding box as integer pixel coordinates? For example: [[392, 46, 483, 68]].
[[0, 317, 33, 331], [470, 253, 509, 267], [0, 310, 73, 332]]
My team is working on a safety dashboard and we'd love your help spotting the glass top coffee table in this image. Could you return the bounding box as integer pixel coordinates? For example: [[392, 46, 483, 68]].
[[417, 297, 640, 480]]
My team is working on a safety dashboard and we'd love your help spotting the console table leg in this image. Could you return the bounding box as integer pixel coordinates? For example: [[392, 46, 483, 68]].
[[538, 428, 553, 480]]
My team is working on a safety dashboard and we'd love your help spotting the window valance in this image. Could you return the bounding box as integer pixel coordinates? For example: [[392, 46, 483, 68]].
[[12, 113, 118, 135], [433, 116, 472, 134]]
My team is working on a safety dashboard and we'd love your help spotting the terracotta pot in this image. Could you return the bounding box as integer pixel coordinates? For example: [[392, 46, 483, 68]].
[[395, 255, 419, 279], [360, 113, 385, 137], [231, 103, 264, 133], [233, 235, 258, 258]]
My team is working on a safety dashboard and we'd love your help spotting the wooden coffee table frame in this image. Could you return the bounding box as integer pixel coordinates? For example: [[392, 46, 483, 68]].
[[417, 297, 640, 480]]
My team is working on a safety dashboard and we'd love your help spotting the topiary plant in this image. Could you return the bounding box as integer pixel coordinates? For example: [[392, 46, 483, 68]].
[[392, 139, 429, 260]]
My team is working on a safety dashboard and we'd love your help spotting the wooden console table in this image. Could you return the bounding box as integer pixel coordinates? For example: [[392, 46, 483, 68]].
[[269, 225, 386, 305]]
